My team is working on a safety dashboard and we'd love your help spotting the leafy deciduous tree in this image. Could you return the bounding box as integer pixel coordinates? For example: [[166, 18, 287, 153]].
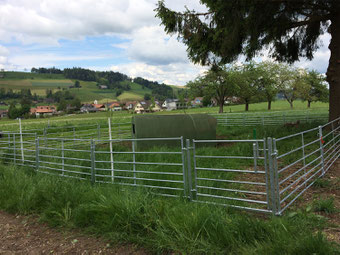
[[299, 70, 329, 108], [187, 65, 236, 113], [156, 0, 340, 121]]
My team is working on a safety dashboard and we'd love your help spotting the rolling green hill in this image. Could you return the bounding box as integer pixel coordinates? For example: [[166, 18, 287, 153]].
[[0, 72, 154, 103]]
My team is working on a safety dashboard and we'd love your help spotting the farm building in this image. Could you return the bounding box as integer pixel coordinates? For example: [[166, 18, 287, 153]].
[[30, 105, 57, 117]]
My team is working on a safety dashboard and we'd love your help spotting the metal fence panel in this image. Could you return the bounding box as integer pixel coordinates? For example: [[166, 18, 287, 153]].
[[191, 138, 273, 213]]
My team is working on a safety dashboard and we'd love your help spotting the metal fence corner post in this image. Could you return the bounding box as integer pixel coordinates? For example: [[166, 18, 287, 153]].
[[272, 138, 281, 214], [192, 140, 197, 201], [180, 137, 187, 198], [267, 137, 277, 215], [186, 138, 193, 200], [35, 137, 39, 171], [318, 126, 325, 176], [90, 139, 96, 185]]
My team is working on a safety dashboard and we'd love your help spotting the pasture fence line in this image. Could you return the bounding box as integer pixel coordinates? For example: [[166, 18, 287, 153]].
[[212, 111, 328, 126], [0, 116, 339, 215]]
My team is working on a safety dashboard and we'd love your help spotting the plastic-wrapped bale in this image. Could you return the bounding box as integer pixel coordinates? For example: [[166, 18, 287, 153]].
[[132, 114, 217, 149]]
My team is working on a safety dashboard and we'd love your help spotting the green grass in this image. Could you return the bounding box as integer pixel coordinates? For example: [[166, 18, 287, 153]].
[[313, 197, 337, 214], [171, 100, 328, 114], [0, 165, 338, 254], [0, 108, 338, 253], [0, 72, 153, 102], [313, 178, 332, 189]]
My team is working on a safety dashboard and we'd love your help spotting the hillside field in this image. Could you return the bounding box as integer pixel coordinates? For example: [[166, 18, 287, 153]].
[[0, 72, 153, 103]]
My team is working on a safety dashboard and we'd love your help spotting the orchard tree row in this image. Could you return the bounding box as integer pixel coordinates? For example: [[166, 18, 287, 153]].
[[186, 62, 328, 113]]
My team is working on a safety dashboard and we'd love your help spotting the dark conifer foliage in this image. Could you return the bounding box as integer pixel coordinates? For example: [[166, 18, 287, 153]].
[[156, 0, 340, 121]]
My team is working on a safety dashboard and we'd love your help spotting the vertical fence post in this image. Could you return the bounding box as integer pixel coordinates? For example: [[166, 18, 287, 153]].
[[253, 143, 258, 173], [318, 126, 325, 176], [273, 138, 281, 214], [108, 118, 114, 182], [97, 124, 101, 140], [180, 137, 187, 198], [43, 127, 47, 147], [90, 139, 96, 185], [132, 140, 136, 186], [267, 137, 277, 215], [35, 138, 39, 171], [263, 139, 271, 210], [61, 139, 65, 176], [7, 133, 11, 155], [13, 134, 16, 165], [192, 140, 197, 200], [186, 139, 192, 200], [19, 118, 24, 163]]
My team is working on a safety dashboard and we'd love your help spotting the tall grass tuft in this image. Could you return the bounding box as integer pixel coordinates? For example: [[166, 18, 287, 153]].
[[0, 164, 338, 254]]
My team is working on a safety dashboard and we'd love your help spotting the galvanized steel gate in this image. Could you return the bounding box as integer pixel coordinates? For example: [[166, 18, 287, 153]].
[[1, 117, 340, 215], [182, 138, 280, 214]]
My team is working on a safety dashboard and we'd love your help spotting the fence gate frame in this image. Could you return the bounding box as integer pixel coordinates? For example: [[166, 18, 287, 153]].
[[186, 138, 277, 214]]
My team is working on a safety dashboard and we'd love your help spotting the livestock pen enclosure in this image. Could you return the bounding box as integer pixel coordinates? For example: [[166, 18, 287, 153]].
[[0, 108, 338, 215], [0, 109, 339, 254]]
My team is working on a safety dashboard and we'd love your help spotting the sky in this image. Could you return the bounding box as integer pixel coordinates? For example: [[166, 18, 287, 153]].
[[0, 0, 331, 85]]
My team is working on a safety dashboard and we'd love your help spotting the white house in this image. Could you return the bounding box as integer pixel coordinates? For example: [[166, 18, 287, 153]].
[[162, 99, 178, 111], [134, 102, 145, 114]]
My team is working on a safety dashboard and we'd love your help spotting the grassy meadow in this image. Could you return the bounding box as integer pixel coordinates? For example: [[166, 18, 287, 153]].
[[0, 165, 338, 254], [0, 99, 329, 129], [0, 101, 338, 254], [0, 72, 153, 103]]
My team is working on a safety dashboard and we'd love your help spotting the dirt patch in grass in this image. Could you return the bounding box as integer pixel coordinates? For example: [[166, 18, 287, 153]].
[[0, 211, 147, 254]]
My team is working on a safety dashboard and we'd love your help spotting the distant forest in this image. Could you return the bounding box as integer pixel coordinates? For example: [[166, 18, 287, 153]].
[[31, 67, 173, 100]]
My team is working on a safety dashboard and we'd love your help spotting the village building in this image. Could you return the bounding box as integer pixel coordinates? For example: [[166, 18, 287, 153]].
[[0, 109, 8, 118], [107, 102, 122, 111], [80, 104, 98, 113], [134, 102, 145, 114], [93, 104, 106, 111], [30, 105, 57, 117], [125, 101, 137, 111], [162, 99, 178, 111]]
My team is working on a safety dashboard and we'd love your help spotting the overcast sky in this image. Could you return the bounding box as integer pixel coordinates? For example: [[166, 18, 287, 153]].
[[0, 0, 331, 85]]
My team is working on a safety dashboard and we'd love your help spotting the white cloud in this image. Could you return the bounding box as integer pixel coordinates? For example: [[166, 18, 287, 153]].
[[0, 0, 332, 84], [0, 0, 158, 44], [0, 45, 10, 69], [127, 26, 188, 65], [8, 53, 110, 70], [110, 62, 207, 85]]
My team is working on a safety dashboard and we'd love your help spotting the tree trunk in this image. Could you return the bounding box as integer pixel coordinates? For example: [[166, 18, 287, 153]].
[[289, 101, 293, 109], [327, 11, 340, 123], [245, 101, 249, 111], [307, 100, 311, 108], [268, 100, 272, 110], [219, 102, 224, 113]]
